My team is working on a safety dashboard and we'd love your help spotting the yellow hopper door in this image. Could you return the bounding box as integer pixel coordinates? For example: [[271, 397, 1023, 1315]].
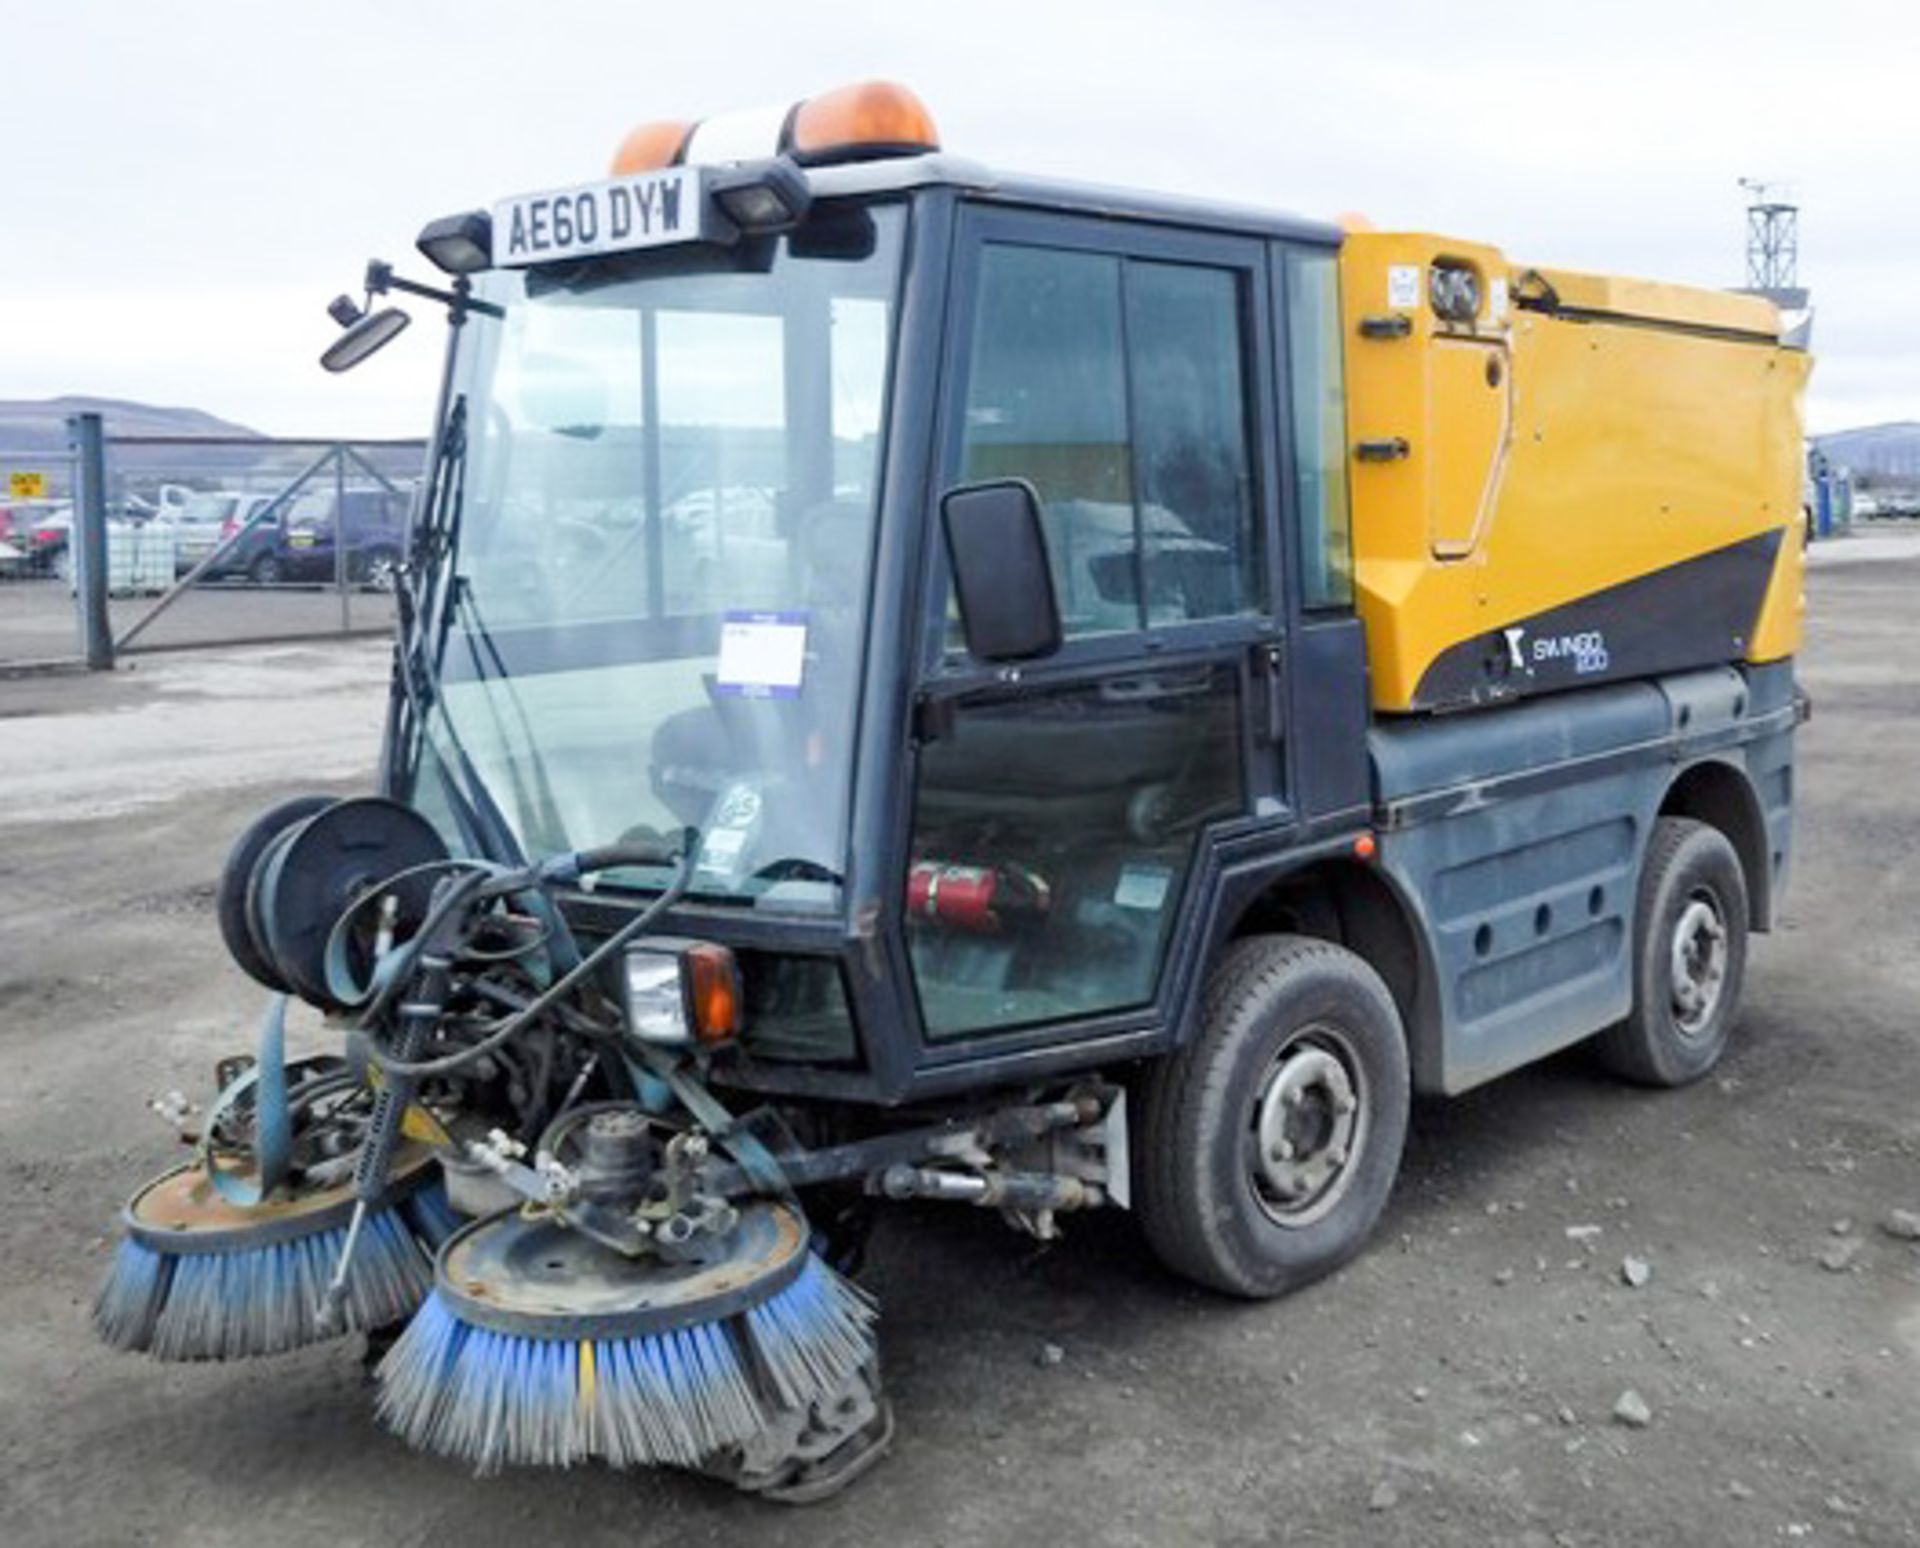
[[1425, 337, 1510, 558]]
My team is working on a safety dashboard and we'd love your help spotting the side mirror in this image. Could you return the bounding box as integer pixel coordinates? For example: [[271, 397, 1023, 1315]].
[[940, 478, 1061, 663], [320, 304, 411, 374]]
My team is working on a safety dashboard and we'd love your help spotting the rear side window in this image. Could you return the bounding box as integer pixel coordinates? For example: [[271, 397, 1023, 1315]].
[[1284, 250, 1353, 609], [958, 241, 1259, 641]]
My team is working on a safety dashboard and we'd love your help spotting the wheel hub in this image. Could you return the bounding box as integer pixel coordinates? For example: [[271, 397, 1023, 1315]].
[[1668, 893, 1728, 1036], [1253, 1035, 1365, 1226]]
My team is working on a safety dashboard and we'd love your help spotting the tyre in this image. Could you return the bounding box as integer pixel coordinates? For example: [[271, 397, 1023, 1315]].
[[1136, 935, 1411, 1298], [249, 552, 284, 586], [1598, 815, 1749, 1087]]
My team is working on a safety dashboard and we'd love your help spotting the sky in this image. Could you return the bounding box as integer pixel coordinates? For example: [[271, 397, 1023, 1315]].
[[2, 0, 1915, 439]]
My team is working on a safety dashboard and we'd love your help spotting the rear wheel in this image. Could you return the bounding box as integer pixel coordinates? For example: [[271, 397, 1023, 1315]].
[[249, 552, 283, 586], [1136, 935, 1410, 1298], [1598, 816, 1749, 1086]]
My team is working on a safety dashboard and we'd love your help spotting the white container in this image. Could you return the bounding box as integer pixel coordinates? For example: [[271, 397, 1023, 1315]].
[[64, 522, 177, 595]]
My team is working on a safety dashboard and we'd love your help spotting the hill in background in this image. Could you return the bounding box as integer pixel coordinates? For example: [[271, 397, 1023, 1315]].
[[0, 396, 261, 450], [0, 397, 419, 499]]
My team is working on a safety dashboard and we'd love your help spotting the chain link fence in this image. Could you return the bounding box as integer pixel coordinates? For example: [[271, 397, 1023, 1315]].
[[0, 417, 424, 667]]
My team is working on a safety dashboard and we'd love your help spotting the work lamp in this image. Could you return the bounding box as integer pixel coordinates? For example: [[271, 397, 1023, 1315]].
[[707, 158, 813, 235], [416, 210, 494, 275]]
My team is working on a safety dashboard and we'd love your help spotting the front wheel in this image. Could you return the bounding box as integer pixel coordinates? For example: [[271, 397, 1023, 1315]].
[[1136, 935, 1410, 1298], [1597, 816, 1749, 1086]]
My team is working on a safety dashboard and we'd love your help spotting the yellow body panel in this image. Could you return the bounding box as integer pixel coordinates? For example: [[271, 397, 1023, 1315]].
[[1339, 233, 1809, 712]]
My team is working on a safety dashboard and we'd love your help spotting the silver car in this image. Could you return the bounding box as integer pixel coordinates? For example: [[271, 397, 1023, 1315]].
[[162, 491, 276, 577]]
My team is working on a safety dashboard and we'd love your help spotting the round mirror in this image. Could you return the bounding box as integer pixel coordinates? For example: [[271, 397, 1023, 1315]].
[[320, 306, 411, 373]]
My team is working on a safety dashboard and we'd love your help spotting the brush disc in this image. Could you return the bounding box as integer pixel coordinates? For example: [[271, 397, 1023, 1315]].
[[436, 1200, 808, 1341], [378, 1201, 879, 1473], [96, 1147, 452, 1360], [123, 1146, 437, 1255]]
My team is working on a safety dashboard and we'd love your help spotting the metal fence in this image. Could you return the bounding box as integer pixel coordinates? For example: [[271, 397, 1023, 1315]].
[[0, 414, 425, 668]]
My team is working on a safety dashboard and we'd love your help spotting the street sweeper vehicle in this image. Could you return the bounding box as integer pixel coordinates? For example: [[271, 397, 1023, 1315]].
[[95, 81, 1810, 1499]]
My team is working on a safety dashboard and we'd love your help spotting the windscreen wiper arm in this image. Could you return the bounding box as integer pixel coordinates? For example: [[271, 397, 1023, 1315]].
[[385, 395, 524, 866]]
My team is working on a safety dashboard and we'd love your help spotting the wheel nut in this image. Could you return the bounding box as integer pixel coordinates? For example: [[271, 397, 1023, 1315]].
[[1268, 1140, 1295, 1162], [1326, 1144, 1348, 1166]]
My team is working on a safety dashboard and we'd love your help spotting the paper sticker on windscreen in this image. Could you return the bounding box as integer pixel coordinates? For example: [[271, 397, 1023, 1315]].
[[716, 611, 808, 698]]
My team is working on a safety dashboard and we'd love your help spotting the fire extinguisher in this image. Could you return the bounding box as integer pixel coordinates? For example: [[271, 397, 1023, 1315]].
[[906, 861, 1051, 934]]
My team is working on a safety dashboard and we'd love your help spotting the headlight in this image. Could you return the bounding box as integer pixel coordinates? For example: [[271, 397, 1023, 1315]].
[[621, 940, 742, 1049]]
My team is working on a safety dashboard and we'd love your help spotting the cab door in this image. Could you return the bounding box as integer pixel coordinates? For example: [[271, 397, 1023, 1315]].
[[902, 208, 1286, 1058]]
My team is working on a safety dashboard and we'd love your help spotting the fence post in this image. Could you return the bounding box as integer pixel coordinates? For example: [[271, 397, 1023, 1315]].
[[334, 445, 350, 632], [68, 412, 114, 670]]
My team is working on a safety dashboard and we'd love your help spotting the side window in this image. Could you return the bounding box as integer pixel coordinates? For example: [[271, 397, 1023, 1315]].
[[960, 246, 1133, 636], [1285, 251, 1354, 609], [1125, 261, 1257, 625], [956, 241, 1259, 644]]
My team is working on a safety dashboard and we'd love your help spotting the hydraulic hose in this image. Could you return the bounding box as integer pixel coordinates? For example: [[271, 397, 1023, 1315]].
[[360, 842, 695, 1083]]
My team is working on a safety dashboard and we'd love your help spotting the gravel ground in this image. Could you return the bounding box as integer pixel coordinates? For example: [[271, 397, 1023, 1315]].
[[1, 557, 1916, 1546]]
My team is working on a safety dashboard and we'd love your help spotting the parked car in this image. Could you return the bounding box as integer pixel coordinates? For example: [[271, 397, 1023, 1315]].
[[205, 487, 412, 589], [162, 490, 280, 576], [0, 501, 74, 576]]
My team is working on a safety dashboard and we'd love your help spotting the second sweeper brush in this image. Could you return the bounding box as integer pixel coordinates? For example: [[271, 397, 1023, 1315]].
[[376, 1199, 876, 1474]]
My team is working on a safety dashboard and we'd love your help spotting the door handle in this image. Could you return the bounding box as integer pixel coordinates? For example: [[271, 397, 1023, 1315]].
[[1252, 643, 1285, 743]]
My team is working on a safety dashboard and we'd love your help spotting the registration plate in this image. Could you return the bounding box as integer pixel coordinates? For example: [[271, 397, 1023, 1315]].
[[494, 168, 708, 268]]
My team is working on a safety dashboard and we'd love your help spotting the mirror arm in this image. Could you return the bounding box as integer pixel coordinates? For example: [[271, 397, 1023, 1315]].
[[364, 263, 504, 321]]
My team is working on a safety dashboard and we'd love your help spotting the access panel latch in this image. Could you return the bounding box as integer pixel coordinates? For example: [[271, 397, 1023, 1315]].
[[1354, 437, 1411, 463]]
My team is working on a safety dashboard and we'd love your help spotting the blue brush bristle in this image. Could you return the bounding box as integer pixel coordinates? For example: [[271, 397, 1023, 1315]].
[[400, 1180, 462, 1249], [376, 1250, 878, 1475], [746, 1253, 877, 1409], [94, 1236, 174, 1352], [93, 1181, 454, 1361]]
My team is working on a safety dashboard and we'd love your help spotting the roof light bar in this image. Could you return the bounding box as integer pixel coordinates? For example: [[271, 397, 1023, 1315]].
[[607, 79, 939, 175]]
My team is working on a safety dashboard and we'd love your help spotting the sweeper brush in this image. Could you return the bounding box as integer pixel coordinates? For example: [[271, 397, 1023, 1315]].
[[376, 1200, 878, 1475], [95, 1152, 457, 1360]]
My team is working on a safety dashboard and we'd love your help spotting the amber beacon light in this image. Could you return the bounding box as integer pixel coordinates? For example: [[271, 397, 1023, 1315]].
[[789, 80, 939, 163], [610, 80, 939, 175], [609, 119, 696, 176]]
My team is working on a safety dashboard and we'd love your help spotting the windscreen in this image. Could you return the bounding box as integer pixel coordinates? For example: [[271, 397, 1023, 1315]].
[[410, 204, 905, 910]]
